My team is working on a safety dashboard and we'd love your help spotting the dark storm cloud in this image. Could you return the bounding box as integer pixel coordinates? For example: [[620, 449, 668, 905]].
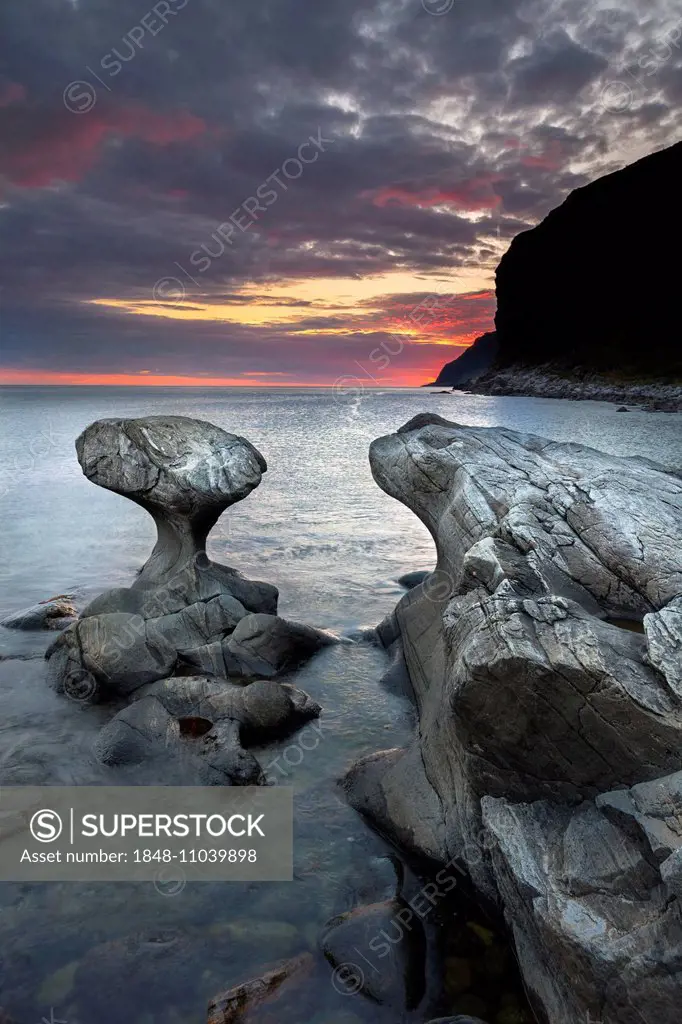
[[507, 29, 609, 105], [0, 0, 680, 379]]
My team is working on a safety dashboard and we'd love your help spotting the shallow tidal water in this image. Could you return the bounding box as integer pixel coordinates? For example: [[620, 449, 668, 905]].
[[0, 386, 680, 1024]]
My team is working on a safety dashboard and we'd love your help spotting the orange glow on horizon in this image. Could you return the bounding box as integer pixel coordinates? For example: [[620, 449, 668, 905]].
[[0, 366, 454, 387]]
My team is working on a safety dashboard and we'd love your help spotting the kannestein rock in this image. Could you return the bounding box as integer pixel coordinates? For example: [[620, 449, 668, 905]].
[[45, 417, 335, 786], [76, 415, 267, 586], [46, 417, 336, 699]]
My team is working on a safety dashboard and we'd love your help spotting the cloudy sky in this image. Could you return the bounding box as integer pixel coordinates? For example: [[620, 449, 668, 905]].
[[1, 0, 680, 386]]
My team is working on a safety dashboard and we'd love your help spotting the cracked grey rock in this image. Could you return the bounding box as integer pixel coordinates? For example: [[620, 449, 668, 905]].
[[223, 613, 341, 677], [178, 613, 342, 679], [344, 416, 682, 1024], [76, 415, 266, 587], [94, 675, 321, 783], [482, 791, 681, 1024]]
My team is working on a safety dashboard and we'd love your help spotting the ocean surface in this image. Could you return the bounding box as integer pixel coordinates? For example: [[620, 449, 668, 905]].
[[0, 386, 681, 1024]]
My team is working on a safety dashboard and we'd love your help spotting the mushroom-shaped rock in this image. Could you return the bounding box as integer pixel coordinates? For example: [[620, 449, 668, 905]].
[[76, 416, 266, 585], [46, 417, 280, 698]]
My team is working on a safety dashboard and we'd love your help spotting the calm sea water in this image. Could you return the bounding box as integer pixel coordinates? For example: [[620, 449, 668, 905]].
[[0, 386, 680, 1024]]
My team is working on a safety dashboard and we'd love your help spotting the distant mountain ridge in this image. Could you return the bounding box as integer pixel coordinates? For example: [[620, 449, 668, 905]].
[[427, 141, 682, 391], [424, 331, 498, 387]]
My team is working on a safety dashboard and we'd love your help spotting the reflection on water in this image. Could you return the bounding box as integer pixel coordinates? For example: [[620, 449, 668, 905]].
[[0, 387, 680, 1022]]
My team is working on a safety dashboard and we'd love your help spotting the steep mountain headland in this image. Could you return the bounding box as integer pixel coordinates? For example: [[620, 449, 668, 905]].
[[423, 331, 498, 387], [428, 141, 682, 407]]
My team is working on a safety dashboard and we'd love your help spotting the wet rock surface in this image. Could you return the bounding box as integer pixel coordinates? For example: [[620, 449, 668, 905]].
[[345, 415, 682, 1023], [320, 855, 429, 1013], [0, 595, 78, 631], [95, 676, 321, 783]]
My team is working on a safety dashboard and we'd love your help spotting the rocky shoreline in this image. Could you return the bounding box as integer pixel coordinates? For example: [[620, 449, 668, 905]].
[[465, 363, 682, 411], [4, 411, 682, 1023]]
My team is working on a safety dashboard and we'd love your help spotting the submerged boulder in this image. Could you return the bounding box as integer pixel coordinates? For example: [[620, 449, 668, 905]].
[[207, 953, 315, 1023], [345, 415, 682, 1023], [321, 897, 426, 1009]]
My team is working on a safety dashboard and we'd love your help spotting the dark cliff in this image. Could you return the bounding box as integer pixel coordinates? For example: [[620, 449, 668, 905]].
[[494, 141, 682, 376]]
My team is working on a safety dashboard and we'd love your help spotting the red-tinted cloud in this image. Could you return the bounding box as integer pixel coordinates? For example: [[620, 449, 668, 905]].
[[504, 136, 565, 170], [0, 80, 25, 107], [0, 103, 205, 190], [520, 140, 564, 170], [366, 176, 503, 212], [365, 288, 496, 346]]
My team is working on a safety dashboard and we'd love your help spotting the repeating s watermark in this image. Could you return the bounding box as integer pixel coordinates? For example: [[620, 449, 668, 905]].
[[600, 20, 681, 113], [63, 0, 190, 113], [421, 0, 457, 15], [30, 809, 63, 843], [332, 961, 365, 996], [331, 291, 462, 401], [154, 864, 187, 896], [262, 721, 325, 784], [152, 128, 335, 303]]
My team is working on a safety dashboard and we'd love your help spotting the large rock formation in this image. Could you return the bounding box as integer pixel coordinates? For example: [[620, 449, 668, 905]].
[[344, 413, 682, 1023], [47, 417, 336, 701], [45, 416, 332, 781]]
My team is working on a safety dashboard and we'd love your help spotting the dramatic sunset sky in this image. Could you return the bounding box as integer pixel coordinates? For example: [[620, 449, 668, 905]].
[[1, 0, 681, 385]]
